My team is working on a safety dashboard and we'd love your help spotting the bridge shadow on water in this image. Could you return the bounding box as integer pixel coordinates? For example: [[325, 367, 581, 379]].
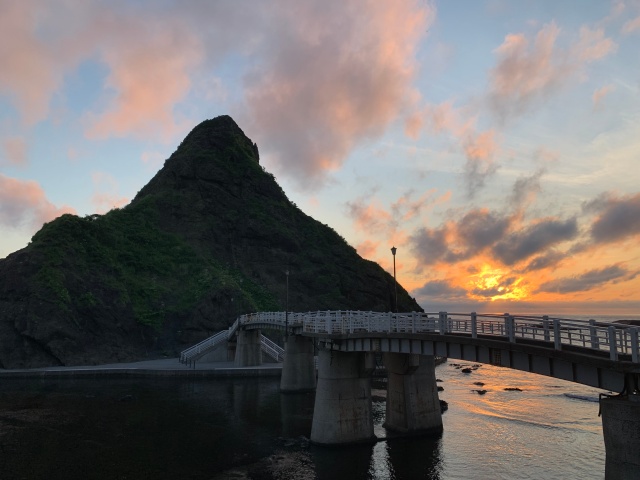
[[280, 390, 444, 480], [309, 435, 443, 480]]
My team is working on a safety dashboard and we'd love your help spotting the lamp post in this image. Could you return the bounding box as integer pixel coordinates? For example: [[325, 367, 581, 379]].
[[391, 246, 397, 313], [285, 270, 289, 337]]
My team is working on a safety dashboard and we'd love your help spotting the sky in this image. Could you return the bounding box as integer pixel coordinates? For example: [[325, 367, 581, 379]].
[[1, 0, 639, 315]]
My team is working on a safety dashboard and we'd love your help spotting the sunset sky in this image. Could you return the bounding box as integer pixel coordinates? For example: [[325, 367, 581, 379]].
[[1, 0, 639, 315]]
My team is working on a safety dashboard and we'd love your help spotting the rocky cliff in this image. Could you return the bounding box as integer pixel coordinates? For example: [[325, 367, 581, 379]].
[[0, 116, 422, 368]]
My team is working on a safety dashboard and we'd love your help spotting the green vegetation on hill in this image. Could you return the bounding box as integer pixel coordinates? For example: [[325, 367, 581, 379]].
[[30, 196, 279, 328]]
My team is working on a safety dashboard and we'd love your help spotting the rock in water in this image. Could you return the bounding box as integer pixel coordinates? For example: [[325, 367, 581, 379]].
[[0, 115, 422, 369]]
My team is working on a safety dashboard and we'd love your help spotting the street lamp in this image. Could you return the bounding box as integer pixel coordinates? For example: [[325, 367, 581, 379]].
[[391, 246, 397, 313], [285, 270, 289, 337]]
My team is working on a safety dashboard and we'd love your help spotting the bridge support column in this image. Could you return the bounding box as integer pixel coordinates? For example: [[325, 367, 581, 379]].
[[601, 392, 640, 479], [234, 329, 262, 367], [280, 335, 316, 392], [310, 349, 376, 445], [383, 353, 443, 436]]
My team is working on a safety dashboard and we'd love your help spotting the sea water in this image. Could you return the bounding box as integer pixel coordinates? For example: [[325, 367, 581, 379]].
[[0, 359, 611, 480]]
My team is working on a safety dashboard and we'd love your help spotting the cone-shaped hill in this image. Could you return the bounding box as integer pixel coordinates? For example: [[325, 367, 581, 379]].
[[0, 116, 422, 368]]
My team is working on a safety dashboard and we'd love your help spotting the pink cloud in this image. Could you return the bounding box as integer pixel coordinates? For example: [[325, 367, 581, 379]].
[[346, 198, 395, 236], [622, 16, 640, 34], [489, 22, 617, 119], [2, 137, 28, 165], [0, 1, 202, 141], [242, 0, 434, 189], [356, 240, 379, 259], [0, 2, 65, 125], [85, 18, 203, 141], [0, 174, 75, 229], [574, 26, 617, 62], [592, 84, 615, 109]]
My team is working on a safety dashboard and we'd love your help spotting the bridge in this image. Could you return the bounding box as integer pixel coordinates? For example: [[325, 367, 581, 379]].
[[181, 310, 640, 479]]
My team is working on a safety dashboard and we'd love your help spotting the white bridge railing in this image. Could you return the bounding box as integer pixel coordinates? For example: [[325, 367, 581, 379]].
[[261, 335, 285, 362], [233, 310, 640, 364], [180, 326, 285, 366], [180, 330, 228, 366]]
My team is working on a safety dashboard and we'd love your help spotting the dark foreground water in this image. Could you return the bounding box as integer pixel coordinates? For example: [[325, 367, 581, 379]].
[[0, 362, 607, 480]]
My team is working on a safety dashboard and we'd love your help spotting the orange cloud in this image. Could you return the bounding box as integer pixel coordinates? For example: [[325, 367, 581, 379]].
[[0, 174, 75, 229]]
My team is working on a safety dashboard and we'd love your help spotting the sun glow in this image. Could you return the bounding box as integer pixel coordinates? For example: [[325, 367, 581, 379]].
[[468, 264, 529, 302]]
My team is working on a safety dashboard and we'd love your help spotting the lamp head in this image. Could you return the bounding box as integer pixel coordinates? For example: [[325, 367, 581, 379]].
[[391, 246, 397, 256]]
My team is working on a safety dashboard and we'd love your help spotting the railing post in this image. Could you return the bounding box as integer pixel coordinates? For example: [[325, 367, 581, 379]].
[[589, 319, 599, 351], [503, 313, 513, 342], [543, 316, 550, 342], [438, 312, 447, 334], [608, 326, 617, 361], [553, 319, 561, 350], [631, 327, 639, 364], [388, 312, 393, 332], [411, 312, 416, 333], [471, 312, 477, 339], [508, 315, 515, 342]]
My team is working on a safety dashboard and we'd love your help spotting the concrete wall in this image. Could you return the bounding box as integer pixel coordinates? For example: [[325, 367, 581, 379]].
[[601, 394, 640, 479], [198, 342, 234, 363], [234, 329, 262, 367]]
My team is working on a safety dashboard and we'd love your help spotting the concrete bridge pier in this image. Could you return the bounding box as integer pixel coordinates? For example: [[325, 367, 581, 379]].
[[234, 329, 262, 367], [383, 353, 443, 436], [280, 335, 316, 392], [310, 349, 376, 445], [601, 374, 640, 479]]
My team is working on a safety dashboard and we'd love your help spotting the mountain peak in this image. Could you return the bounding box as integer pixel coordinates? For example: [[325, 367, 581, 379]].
[[178, 115, 259, 163]]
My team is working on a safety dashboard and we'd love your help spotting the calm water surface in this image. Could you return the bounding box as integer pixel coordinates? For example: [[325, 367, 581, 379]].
[[0, 360, 608, 480]]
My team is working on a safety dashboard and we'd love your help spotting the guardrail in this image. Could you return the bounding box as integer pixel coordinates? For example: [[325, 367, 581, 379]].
[[233, 310, 640, 363], [180, 327, 285, 366], [180, 330, 229, 366], [261, 335, 285, 362]]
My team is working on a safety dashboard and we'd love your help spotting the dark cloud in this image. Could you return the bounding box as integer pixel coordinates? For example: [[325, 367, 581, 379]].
[[509, 168, 544, 209], [589, 192, 640, 244], [457, 209, 511, 253], [522, 250, 564, 272], [409, 226, 449, 266], [492, 217, 578, 265], [410, 209, 514, 267], [463, 156, 499, 199], [414, 280, 468, 299], [537, 265, 629, 294]]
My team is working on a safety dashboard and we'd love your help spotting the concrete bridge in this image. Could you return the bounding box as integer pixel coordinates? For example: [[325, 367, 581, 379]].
[[181, 310, 640, 479]]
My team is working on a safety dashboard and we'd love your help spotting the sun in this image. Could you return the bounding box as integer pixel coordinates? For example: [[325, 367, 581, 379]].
[[468, 264, 529, 302]]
